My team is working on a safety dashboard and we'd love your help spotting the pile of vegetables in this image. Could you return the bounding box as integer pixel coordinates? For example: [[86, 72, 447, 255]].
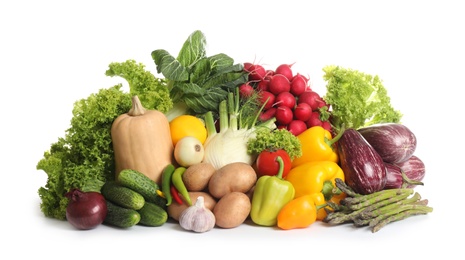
[[36, 30, 432, 233]]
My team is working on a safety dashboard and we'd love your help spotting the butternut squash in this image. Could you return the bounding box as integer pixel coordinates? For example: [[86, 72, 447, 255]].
[[111, 95, 174, 184]]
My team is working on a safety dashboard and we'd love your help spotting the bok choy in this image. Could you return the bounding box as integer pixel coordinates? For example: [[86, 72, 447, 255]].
[[152, 30, 248, 121]]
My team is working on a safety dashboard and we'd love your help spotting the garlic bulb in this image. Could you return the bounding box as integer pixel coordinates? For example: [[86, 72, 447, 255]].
[[179, 196, 216, 233]]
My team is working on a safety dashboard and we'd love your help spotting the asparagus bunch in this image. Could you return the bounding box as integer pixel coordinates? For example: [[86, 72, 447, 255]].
[[324, 178, 433, 233]]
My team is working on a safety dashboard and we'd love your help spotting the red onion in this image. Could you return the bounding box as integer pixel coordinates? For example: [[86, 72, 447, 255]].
[[65, 189, 107, 230]]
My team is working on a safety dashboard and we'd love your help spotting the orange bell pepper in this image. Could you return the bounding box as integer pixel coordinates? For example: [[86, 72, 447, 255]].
[[285, 160, 346, 220], [277, 194, 320, 230]]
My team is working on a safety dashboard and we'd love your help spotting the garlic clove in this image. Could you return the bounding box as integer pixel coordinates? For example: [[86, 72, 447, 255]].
[[179, 196, 216, 233]]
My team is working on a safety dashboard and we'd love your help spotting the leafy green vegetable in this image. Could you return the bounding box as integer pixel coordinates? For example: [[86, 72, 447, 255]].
[[322, 65, 403, 133], [151, 30, 248, 121], [105, 59, 172, 113], [247, 128, 302, 161], [36, 85, 132, 220]]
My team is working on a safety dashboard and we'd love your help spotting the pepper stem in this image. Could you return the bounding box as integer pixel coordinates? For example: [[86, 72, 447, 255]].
[[325, 124, 345, 148], [275, 156, 284, 179], [322, 180, 337, 201]]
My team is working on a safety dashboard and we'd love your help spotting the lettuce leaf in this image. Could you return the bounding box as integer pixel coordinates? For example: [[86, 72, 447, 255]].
[[322, 65, 402, 133]]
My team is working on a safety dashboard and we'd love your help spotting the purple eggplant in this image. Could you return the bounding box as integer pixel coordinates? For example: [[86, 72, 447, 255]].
[[358, 123, 417, 164], [338, 128, 386, 195], [384, 161, 424, 189], [395, 155, 426, 187]]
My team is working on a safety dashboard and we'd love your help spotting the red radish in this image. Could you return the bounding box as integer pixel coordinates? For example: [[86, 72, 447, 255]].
[[256, 80, 269, 91], [277, 124, 288, 130], [239, 83, 254, 98], [293, 102, 312, 121], [290, 74, 309, 96], [298, 91, 326, 111], [245, 63, 266, 81], [322, 121, 332, 132], [268, 74, 291, 95], [275, 63, 295, 81], [264, 70, 275, 80], [292, 73, 309, 83], [306, 111, 323, 127], [259, 107, 276, 122], [275, 105, 293, 125], [243, 62, 254, 72], [287, 120, 307, 136], [274, 91, 296, 109], [259, 91, 276, 109]]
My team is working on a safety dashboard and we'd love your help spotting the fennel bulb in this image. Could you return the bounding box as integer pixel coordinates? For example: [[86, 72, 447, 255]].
[[202, 91, 276, 170]]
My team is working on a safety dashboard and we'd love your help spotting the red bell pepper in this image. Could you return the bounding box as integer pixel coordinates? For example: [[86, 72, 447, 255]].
[[256, 149, 292, 178]]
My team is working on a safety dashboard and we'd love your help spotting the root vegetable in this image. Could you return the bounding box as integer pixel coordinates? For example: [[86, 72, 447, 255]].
[[287, 120, 307, 136], [275, 106, 293, 125], [293, 102, 312, 121], [259, 91, 276, 110], [290, 73, 308, 96], [259, 107, 276, 122], [256, 80, 269, 91], [213, 192, 251, 229], [275, 63, 294, 81], [239, 83, 255, 98], [268, 74, 291, 95], [182, 162, 216, 192], [298, 91, 326, 111], [208, 162, 257, 199], [306, 111, 323, 127], [274, 91, 296, 109], [244, 63, 266, 81]]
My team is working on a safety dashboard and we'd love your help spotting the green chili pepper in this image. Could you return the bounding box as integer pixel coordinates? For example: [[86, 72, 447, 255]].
[[161, 164, 176, 206], [171, 166, 192, 206], [250, 156, 295, 226]]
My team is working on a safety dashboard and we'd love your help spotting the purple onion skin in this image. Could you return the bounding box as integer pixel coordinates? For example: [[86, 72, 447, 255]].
[[384, 163, 404, 189], [65, 189, 108, 230], [338, 128, 387, 195], [358, 123, 416, 164], [396, 155, 426, 187]]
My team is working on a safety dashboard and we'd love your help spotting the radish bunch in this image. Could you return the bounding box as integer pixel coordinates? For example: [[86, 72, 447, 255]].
[[241, 62, 332, 136]]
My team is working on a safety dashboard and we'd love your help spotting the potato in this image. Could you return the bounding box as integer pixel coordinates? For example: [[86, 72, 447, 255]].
[[208, 162, 257, 199], [167, 191, 217, 221], [182, 162, 216, 192], [213, 192, 251, 229]]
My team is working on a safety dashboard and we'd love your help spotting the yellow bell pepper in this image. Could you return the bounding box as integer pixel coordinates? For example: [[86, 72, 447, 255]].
[[285, 160, 346, 220], [291, 126, 342, 168]]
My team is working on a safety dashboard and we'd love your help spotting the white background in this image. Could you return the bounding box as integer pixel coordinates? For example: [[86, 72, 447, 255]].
[[1, 0, 463, 259]]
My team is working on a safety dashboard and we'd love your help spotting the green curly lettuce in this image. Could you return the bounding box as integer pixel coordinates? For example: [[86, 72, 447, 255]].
[[247, 128, 302, 161], [105, 59, 173, 113], [322, 65, 403, 134], [36, 85, 132, 220]]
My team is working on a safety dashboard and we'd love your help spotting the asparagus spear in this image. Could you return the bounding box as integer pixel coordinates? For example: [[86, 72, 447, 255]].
[[324, 178, 433, 233]]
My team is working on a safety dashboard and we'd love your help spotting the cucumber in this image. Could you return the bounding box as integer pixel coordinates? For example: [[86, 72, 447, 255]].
[[101, 181, 145, 210], [117, 169, 167, 208], [104, 200, 141, 228], [137, 201, 168, 227]]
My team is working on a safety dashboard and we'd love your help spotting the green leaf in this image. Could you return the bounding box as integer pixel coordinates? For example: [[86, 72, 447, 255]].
[[184, 86, 229, 114], [177, 30, 207, 68], [207, 53, 235, 71], [151, 49, 189, 81]]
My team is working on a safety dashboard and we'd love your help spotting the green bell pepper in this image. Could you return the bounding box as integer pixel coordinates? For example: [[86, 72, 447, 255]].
[[250, 156, 295, 226]]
